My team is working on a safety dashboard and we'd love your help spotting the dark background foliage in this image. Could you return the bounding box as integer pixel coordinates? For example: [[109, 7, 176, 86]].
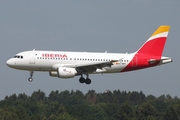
[[0, 89, 179, 120]]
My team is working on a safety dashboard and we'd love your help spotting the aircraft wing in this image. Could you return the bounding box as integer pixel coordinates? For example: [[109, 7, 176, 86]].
[[75, 60, 119, 73], [63, 60, 119, 74]]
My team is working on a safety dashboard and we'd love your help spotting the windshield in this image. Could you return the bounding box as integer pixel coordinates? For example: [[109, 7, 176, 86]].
[[14, 55, 23, 59]]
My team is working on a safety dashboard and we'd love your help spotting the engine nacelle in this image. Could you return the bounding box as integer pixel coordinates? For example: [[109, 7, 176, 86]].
[[57, 67, 77, 78]]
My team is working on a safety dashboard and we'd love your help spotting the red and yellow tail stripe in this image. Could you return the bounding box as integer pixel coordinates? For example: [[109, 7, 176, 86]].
[[137, 25, 170, 56], [147, 25, 170, 41]]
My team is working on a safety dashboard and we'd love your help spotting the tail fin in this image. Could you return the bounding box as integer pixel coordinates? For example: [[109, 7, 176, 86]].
[[136, 25, 170, 57]]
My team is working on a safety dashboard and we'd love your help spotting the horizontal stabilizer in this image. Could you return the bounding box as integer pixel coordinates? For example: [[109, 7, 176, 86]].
[[148, 57, 172, 65]]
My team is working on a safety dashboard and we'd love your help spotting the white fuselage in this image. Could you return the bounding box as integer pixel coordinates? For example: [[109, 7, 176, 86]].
[[7, 50, 134, 73]]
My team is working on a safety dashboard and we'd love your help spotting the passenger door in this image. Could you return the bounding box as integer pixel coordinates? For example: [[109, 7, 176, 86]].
[[29, 53, 35, 64]]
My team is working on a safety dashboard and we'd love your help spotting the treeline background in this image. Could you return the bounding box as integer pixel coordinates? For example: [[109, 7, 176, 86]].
[[0, 89, 179, 120]]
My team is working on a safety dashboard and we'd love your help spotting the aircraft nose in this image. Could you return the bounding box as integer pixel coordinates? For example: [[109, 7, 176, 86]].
[[6, 59, 14, 67]]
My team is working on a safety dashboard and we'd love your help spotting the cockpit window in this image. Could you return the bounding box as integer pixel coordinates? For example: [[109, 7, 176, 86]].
[[14, 55, 23, 59]]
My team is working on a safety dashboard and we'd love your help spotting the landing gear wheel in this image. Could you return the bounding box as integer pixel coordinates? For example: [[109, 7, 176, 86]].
[[79, 74, 91, 84], [28, 77, 33, 82], [85, 78, 91, 85], [79, 77, 85, 83], [28, 71, 34, 82]]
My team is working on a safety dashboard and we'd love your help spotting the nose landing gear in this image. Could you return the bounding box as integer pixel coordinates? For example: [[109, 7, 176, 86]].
[[28, 71, 33, 82]]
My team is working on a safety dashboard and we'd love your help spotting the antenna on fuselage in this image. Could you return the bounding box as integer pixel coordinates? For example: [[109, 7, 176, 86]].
[[33, 48, 35, 51]]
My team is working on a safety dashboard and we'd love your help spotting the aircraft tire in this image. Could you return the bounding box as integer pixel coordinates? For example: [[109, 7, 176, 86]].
[[28, 77, 33, 82], [85, 78, 91, 85], [79, 77, 85, 83]]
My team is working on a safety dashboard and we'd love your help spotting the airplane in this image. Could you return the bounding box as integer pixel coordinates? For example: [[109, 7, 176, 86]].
[[6, 25, 172, 85]]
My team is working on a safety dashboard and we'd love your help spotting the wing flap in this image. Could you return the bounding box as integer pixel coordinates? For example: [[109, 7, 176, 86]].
[[74, 60, 118, 73]]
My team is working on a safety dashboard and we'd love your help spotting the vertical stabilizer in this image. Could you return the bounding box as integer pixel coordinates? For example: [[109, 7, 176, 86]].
[[122, 25, 171, 72], [136, 25, 170, 57]]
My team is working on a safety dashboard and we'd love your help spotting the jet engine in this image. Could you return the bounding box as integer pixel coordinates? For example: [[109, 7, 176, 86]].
[[50, 67, 77, 78]]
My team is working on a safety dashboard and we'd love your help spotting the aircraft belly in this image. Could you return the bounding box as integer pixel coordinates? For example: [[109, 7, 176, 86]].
[[18, 65, 51, 71]]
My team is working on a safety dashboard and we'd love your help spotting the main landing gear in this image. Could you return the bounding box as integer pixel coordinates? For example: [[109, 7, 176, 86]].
[[79, 74, 91, 85], [28, 71, 33, 82], [27, 71, 91, 84]]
